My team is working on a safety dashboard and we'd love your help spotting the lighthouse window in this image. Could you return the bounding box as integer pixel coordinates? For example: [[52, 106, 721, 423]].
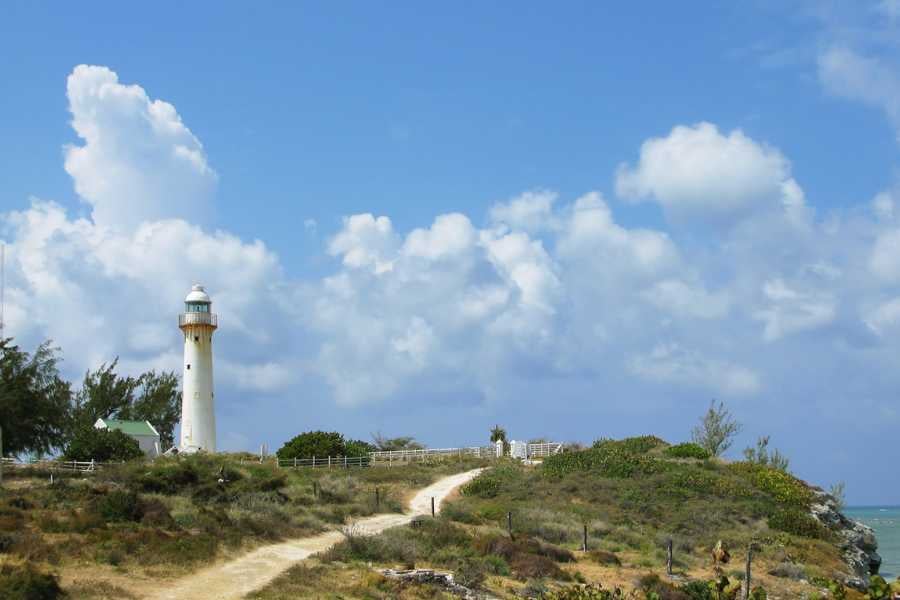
[[186, 364, 191, 370], [194, 336, 199, 341]]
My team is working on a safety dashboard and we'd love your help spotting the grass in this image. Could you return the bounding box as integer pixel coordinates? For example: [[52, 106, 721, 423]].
[[248, 561, 461, 600], [0, 453, 487, 597], [256, 436, 876, 599]]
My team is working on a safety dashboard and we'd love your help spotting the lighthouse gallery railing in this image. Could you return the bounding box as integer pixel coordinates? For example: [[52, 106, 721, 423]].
[[179, 312, 217, 327]]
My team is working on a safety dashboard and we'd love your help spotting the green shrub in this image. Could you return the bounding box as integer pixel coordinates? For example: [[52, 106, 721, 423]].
[[461, 473, 501, 498], [64, 426, 143, 462], [127, 459, 201, 494], [767, 508, 828, 539], [543, 441, 669, 478], [94, 490, 144, 522], [0, 562, 64, 600], [454, 557, 486, 589], [868, 575, 891, 600], [728, 462, 812, 508], [276, 431, 348, 460], [664, 443, 711, 460], [546, 583, 624, 599], [588, 550, 621, 566]]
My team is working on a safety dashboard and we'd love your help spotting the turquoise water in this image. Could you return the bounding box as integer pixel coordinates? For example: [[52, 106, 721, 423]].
[[845, 506, 900, 579]]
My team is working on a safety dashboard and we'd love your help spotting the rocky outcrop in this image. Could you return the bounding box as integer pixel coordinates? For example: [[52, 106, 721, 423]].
[[809, 489, 882, 590], [378, 568, 498, 599]]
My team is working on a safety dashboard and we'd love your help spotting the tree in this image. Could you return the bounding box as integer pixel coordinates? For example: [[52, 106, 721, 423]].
[[64, 426, 143, 462], [490, 425, 507, 444], [345, 439, 375, 457], [70, 359, 138, 432], [276, 431, 347, 459], [69, 361, 180, 450], [742, 436, 790, 472], [691, 400, 742, 457], [0, 339, 72, 456], [371, 432, 423, 451], [829, 481, 847, 511], [119, 371, 180, 450]]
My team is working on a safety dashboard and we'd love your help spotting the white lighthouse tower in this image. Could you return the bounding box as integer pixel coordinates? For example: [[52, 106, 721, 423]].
[[179, 284, 217, 452]]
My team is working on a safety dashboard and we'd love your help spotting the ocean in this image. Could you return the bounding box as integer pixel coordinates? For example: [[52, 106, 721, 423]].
[[845, 506, 900, 579]]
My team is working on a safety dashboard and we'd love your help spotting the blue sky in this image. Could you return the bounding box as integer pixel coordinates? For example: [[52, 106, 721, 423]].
[[1, 2, 899, 503]]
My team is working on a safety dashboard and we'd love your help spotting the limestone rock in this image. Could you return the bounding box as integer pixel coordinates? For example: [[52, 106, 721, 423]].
[[809, 489, 882, 590]]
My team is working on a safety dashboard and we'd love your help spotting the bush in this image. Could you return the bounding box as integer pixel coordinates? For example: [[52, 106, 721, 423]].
[[454, 557, 486, 589], [664, 443, 711, 460], [510, 553, 568, 580], [543, 440, 669, 478], [276, 431, 348, 460], [93, 490, 144, 522], [64, 426, 144, 462], [129, 459, 201, 494], [0, 562, 64, 600], [461, 473, 501, 498], [588, 550, 621, 566], [767, 508, 828, 539]]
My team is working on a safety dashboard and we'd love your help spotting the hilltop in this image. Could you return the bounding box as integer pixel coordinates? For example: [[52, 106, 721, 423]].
[[254, 436, 889, 599], [0, 436, 894, 600]]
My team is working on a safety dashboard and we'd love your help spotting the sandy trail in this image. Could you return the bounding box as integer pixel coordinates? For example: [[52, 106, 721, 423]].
[[147, 468, 483, 600]]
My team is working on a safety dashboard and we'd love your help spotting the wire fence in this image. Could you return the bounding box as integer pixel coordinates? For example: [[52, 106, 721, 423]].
[[0, 457, 104, 472]]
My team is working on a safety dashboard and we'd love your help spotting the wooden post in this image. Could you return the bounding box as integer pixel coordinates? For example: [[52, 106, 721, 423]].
[[582, 524, 588, 552], [742, 543, 754, 600], [666, 538, 673, 576], [431, 496, 435, 517], [328, 456, 331, 468], [375, 487, 380, 509], [294, 457, 297, 468], [507, 511, 513, 538]]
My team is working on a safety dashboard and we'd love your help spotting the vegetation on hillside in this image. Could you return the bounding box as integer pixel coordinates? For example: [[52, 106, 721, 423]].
[[0, 453, 487, 598], [251, 434, 895, 599]]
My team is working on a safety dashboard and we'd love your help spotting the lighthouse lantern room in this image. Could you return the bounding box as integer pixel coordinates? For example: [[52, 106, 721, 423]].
[[179, 284, 217, 452]]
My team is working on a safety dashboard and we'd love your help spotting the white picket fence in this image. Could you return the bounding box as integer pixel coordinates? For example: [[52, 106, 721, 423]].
[[368, 446, 492, 462], [277, 455, 370, 469]]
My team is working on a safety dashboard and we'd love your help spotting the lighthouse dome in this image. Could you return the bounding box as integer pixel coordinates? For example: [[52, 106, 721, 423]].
[[185, 284, 211, 303]]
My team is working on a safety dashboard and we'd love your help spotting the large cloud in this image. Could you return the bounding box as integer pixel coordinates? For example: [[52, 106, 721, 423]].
[[64, 65, 217, 230], [615, 122, 806, 223]]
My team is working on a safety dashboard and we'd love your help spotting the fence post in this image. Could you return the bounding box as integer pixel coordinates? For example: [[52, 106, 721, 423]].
[[431, 496, 435, 517], [376, 487, 380, 509], [344, 456, 347, 468], [328, 456, 331, 468], [742, 543, 754, 600], [666, 538, 673, 576], [507, 511, 513, 539], [582, 524, 588, 552]]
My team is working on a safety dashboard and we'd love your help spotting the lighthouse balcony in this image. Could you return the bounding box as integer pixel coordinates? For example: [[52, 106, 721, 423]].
[[179, 312, 218, 328]]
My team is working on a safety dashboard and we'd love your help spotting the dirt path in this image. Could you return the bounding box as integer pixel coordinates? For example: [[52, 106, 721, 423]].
[[146, 468, 483, 600]]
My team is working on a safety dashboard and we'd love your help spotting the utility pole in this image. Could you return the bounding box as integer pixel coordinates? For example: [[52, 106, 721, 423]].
[[1, 242, 5, 340]]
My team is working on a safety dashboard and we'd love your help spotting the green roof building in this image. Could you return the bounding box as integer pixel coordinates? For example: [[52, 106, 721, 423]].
[[94, 418, 160, 457]]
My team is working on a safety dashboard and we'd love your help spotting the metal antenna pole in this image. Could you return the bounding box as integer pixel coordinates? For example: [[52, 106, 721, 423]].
[[1, 242, 4, 340]]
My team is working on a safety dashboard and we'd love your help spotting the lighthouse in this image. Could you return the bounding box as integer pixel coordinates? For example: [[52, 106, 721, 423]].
[[179, 284, 218, 452]]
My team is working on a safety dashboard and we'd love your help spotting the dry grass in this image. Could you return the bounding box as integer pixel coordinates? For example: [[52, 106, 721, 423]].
[[0, 453, 488, 597]]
